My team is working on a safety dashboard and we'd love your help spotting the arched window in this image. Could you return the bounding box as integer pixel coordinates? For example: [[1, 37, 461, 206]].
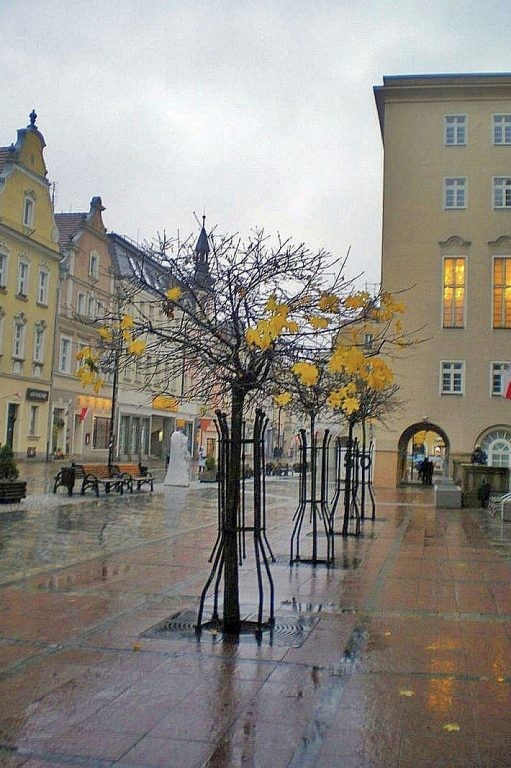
[[480, 429, 511, 468]]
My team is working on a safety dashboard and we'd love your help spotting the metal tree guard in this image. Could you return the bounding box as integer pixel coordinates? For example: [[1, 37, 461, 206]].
[[290, 423, 334, 566], [196, 408, 275, 632]]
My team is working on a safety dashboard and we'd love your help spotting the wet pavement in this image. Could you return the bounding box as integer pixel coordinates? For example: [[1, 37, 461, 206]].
[[0, 468, 510, 767]]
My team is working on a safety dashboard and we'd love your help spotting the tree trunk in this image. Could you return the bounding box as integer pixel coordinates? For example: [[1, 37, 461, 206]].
[[223, 385, 245, 632]]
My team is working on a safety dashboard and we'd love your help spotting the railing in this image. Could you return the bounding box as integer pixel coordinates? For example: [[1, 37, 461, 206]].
[[488, 491, 511, 519]]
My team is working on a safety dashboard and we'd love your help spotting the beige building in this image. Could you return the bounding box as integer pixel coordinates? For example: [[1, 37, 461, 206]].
[[374, 73, 511, 486], [0, 112, 61, 460]]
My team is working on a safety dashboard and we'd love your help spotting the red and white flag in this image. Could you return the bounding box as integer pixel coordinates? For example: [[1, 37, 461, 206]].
[[501, 369, 511, 399]]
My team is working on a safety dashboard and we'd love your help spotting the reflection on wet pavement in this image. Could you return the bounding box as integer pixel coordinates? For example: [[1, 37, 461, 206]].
[[0, 479, 510, 766]]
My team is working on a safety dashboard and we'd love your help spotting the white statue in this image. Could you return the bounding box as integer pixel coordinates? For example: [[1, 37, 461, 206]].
[[163, 429, 191, 487]]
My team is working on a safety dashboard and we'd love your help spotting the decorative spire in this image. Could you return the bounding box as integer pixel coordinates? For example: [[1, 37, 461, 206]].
[[194, 214, 213, 291], [28, 110, 37, 128]]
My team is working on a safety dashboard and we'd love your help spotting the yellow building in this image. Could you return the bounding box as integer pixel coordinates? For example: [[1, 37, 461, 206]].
[[374, 74, 511, 485], [0, 112, 61, 460]]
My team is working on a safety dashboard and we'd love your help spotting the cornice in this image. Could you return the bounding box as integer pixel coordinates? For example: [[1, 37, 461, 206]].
[[438, 235, 471, 248], [0, 222, 60, 261], [488, 235, 511, 247]]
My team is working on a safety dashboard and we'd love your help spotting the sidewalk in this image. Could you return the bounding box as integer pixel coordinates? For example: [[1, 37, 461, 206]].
[[0, 481, 510, 767]]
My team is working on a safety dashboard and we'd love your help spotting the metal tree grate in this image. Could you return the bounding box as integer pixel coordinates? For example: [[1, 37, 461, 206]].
[[142, 609, 318, 647]]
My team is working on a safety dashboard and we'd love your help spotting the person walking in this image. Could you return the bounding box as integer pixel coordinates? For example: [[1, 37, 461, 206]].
[[198, 446, 206, 478]]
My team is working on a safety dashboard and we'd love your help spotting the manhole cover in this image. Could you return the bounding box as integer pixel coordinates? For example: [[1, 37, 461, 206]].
[[142, 609, 318, 647]]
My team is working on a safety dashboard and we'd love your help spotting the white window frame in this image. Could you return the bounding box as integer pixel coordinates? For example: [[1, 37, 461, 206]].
[[444, 177, 467, 210], [0, 310, 4, 355], [444, 115, 466, 146], [76, 292, 86, 316], [442, 256, 466, 328], [28, 405, 39, 436], [493, 114, 511, 145], [491, 362, 510, 396], [0, 251, 8, 288], [37, 269, 49, 305], [88, 294, 96, 319], [89, 251, 100, 279], [22, 194, 35, 227], [76, 340, 89, 371], [13, 320, 26, 359], [33, 325, 45, 363], [17, 259, 29, 296], [492, 255, 511, 328], [493, 177, 511, 208], [441, 361, 465, 395], [59, 335, 72, 374]]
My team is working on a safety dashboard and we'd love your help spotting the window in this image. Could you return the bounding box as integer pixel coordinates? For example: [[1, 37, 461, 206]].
[[89, 251, 100, 279], [13, 319, 26, 359], [491, 362, 510, 395], [441, 361, 464, 394], [493, 177, 511, 208], [76, 340, 88, 371], [37, 269, 49, 305], [363, 332, 374, 350], [445, 178, 466, 209], [88, 295, 96, 319], [92, 416, 110, 449], [443, 257, 465, 327], [34, 325, 45, 363], [0, 251, 7, 288], [17, 260, 29, 296], [28, 405, 39, 436], [77, 292, 86, 316], [23, 195, 34, 227], [59, 335, 72, 373], [493, 257, 511, 327], [445, 115, 466, 145], [493, 115, 511, 145]]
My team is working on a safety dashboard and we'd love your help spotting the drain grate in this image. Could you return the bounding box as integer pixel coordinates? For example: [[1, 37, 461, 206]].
[[142, 609, 318, 647], [272, 555, 362, 570]]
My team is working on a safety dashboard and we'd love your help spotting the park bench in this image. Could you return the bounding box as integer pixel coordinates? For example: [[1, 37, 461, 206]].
[[54, 462, 153, 496]]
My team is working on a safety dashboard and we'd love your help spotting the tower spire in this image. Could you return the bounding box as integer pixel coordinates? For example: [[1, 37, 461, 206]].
[[194, 213, 213, 290]]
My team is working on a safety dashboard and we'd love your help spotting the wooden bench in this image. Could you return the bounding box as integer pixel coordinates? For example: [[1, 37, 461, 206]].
[[115, 463, 154, 493], [54, 462, 154, 496]]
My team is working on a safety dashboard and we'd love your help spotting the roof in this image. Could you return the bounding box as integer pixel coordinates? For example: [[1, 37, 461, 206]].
[[374, 72, 511, 139], [0, 147, 12, 173], [54, 212, 87, 247], [108, 233, 174, 295]]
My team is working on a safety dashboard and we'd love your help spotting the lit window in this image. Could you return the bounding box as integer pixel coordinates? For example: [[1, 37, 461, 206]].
[[441, 361, 464, 394], [59, 335, 72, 373], [493, 115, 511, 145], [493, 177, 511, 208], [443, 257, 465, 327], [491, 362, 510, 395], [37, 269, 49, 304], [445, 115, 466, 146], [493, 257, 511, 327], [17, 260, 29, 296], [445, 178, 466, 209]]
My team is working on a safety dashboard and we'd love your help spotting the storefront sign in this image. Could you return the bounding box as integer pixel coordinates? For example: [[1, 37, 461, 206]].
[[26, 388, 49, 402]]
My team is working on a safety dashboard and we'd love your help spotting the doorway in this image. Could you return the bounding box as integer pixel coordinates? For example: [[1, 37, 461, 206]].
[[397, 421, 450, 485]]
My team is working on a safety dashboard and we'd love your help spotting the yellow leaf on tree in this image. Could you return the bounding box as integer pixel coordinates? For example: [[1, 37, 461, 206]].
[[342, 396, 360, 415], [274, 392, 292, 407], [286, 320, 299, 333], [99, 327, 113, 341], [344, 291, 370, 310], [93, 378, 105, 393], [165, 286, 182, 302], [128, 339, 146, 356], [291, 362, 319, 386], [120, 314, 134, 330], [318, 293, 340, 313], [308, 315, 330, 330], [442, 723, 461, 733], [265, 295, 278, 312], [122, 329, 133, 343]]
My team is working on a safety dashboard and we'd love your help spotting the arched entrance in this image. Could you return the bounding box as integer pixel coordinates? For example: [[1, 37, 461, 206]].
[[478, 426, 511, 468], [397, 421, 450, 486]]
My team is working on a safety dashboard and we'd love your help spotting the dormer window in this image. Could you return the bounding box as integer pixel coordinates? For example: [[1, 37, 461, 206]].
[[23, 193, 35, 228], [89, 251, 100, 279]]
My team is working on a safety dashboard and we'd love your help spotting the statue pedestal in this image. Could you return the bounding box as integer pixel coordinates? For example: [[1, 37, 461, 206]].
[[452, 462, 509, 507]]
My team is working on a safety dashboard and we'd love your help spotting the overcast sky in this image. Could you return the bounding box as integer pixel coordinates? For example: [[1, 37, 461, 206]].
[[2, 0, 511, 285]]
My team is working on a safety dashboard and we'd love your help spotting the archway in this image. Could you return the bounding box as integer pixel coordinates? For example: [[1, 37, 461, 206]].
[[477, 426, 511, 468], [397, 421, 450, 486]]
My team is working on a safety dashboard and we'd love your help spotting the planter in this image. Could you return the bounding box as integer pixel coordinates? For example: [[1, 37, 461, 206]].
[[199, 470, 218, 483], [0, 480, 27, 504]]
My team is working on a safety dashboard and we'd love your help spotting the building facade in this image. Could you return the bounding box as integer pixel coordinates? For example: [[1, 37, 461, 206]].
[[0, 113, 61, 459], [374, 73, 511, 485], [53, 197, 114, 461]]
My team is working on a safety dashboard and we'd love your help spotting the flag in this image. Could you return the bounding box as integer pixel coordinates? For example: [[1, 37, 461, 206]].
[[79, 407, 88, 422], [501, 369, 511, 399]]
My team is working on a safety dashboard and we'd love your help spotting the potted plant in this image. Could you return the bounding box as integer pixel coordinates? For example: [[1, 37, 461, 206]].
[[200, 454, 218, 483], [0, 444, 27, 503]]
